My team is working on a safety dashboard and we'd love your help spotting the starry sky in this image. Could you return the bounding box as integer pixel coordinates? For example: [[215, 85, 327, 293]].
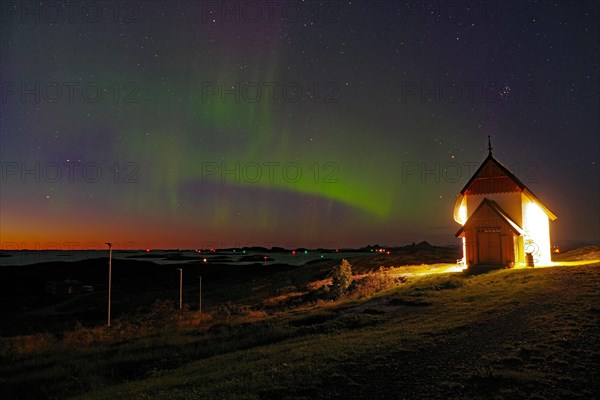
[[1, 0, 598, 250]]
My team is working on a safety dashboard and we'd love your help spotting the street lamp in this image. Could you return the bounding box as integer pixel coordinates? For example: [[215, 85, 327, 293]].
[[106, 242, 112, 328], [198, 275, 202, 313], [177, 268, 183, 310]]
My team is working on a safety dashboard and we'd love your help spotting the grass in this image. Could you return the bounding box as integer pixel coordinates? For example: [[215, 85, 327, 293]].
[[1, 255, 599, 399]]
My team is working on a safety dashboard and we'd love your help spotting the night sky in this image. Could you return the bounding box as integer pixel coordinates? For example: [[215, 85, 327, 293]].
[[1, 0, 598, 250]]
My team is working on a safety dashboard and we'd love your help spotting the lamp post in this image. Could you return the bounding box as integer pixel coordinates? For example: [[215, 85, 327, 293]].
[[177, 268, 183, 310], [106, 242, 112, 328], [198, 276, 202, 313]]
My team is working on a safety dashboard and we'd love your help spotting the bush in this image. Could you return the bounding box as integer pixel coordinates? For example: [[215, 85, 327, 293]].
[[330, 259, 353, 299], [349, 274, 392, 298], [111, 299, 182, 336], [2, 333, 57, 355], [213, 302, 249, 319], [61, 322, 103, 348], [347, 267, 406, 298]]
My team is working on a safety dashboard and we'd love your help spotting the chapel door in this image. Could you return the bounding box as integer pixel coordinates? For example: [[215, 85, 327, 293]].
[[477, 229, 502, 265]]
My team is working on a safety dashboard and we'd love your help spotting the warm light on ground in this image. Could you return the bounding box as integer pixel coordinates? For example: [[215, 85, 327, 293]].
[[388, 263, 466, 278], [389, 259, 600, 278], [512, 259, 600, 269]]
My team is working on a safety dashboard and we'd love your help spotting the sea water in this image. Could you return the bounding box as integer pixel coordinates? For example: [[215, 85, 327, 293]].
[[0, 250, 373, 267]]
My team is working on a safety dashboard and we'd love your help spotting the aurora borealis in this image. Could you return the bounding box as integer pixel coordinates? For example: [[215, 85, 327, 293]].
[[1, 0, 598, 249]]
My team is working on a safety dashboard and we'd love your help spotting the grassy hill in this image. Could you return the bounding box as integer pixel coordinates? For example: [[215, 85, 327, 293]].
[[1, 249, 599, 399]]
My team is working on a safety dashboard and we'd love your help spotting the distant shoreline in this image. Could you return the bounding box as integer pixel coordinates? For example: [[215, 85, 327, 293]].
[[0, 242, 455, 267]]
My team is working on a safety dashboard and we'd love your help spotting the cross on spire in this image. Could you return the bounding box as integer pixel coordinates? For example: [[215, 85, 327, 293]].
[[487, 135, 493, 155]]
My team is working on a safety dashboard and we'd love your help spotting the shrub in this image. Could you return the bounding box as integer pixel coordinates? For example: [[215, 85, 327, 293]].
[[213, 302, 249, 319], [138, 299, 180, 330], [348, 270, 398, 298], [111, 300, 192, 338], [330, 259, 353, 299], [61, 322, 103, 348], [3, 332, 57, 355]]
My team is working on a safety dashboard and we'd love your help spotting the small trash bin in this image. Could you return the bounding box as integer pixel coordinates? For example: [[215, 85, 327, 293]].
[[525, 252, 535, 268]]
